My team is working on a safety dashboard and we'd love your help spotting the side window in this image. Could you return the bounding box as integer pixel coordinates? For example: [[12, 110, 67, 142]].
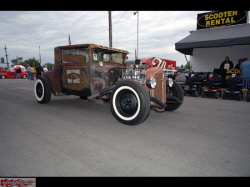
[[93, 52, 99, 61], [62, 48, 88, 63]]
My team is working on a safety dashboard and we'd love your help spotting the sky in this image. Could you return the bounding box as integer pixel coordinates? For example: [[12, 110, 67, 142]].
[[0, 11, 210, 67]]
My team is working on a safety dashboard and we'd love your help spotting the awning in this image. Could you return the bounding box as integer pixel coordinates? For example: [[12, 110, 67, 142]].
[[175, 23, 250, 55]]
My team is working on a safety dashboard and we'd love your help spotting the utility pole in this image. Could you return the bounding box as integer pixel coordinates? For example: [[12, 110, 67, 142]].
[[108, 11, 112, 47], [4, 45, 9, 68], [133, 11, 139, 59]]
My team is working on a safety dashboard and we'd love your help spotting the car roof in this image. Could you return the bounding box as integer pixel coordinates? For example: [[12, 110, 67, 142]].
[[55, 43, 130, 54]]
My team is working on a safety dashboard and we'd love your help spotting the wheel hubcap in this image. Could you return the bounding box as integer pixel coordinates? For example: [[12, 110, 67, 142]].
[[117, 90, 138, 116]]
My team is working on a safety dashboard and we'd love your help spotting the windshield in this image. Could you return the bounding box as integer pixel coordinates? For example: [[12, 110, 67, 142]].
[[93, 49, 125, 64]]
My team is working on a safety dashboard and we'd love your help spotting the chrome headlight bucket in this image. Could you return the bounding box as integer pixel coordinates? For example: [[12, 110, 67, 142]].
[[146, 78, 157, 89], [168, 78, 174, 87]]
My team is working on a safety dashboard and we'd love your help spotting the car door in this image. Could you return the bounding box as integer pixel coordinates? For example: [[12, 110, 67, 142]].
[[60, 48, 91, 96]]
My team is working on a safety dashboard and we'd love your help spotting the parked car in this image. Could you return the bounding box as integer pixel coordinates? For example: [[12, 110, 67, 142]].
[[34, 44, 184, 125], [164, 69, 178, 80], [175, 72, 189, 85], [0, 68, 28, 79]]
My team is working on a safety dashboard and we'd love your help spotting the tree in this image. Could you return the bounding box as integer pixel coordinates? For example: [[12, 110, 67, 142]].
[[11, 57, 23, 65], [43, 62, 54, 69], [184, 61, 191, 70], [20, 57, 40, 67]]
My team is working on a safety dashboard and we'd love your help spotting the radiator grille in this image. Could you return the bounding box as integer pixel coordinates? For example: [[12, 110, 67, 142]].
[[153, 72, 166, 106]]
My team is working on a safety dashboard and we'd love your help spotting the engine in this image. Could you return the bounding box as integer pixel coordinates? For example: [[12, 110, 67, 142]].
[[121, 65, 145, 84]]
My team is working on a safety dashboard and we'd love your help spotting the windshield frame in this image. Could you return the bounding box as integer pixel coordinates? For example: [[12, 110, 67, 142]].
[[92, 48, 126, 65]]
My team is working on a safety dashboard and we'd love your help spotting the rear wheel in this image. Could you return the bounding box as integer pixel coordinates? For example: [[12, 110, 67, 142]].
[[1, 75, 5, 79], [237, 93, 242, 101], [201, 91, 205, 98], [247, 93, 250, 102], [222, 92, 226, 99], [194, 90, 198, 97], [165, 80, 184, 111], [110, 80, 150, 125], [34, 76, 52, 104], [215, 92, 219, 99]]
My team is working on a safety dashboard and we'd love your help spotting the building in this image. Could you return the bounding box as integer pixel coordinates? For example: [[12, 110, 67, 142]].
[[175, 11, 250, 73]]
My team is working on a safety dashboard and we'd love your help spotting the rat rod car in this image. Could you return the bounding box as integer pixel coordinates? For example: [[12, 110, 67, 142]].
[[34, 44, 183, 125]]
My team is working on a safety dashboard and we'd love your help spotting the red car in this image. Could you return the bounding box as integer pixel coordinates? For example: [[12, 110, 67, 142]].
[[0, 67, 28, 79]]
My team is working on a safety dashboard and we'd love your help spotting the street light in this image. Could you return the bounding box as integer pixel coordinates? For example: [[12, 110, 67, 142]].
[[134, 11, 139, 59]]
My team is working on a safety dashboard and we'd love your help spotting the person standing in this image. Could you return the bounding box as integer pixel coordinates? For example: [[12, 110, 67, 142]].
[[30, 65, 35, 80], [35, 63, 44, 79], [235, 58, 243, 70], [43, 65, 48, 73], [220, 56, 234, 87], [26, 64, 31, 80], [220, 56, 234, 69], [9, 65, 15, 79], [16, 67, 21, 79]]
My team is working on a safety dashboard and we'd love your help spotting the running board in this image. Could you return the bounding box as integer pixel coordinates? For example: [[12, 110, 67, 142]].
[[87, 85, 115, 100]]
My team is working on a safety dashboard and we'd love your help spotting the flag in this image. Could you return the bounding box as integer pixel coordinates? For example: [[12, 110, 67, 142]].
[[69, 34, 71, 45], [135, 48, 137, 59]]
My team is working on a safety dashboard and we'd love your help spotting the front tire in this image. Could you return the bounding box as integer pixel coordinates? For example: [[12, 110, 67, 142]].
[[34, 76, 52, 104], [165, 80, 184, 111], [110, 80, 150, 125]]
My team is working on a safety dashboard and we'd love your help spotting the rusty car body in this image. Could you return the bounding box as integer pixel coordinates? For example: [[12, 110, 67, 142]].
[[34, 44, 183, 125]]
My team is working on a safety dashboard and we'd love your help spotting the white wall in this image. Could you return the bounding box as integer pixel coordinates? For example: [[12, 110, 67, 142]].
[[191, 45, 250, 72]]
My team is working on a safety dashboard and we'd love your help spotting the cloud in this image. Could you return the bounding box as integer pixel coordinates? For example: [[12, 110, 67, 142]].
[[0, 11, 205, 67]]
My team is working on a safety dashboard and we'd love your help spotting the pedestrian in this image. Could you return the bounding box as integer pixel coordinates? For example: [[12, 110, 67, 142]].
[[43, 65, 48, 73], [16, 67, 21, 79], [35, 63, 44, 79], [220, 56, 234, 87], [9, 65, 15, 79], [235, 58, 243, 70], [220, 56, 234, 69], [30, 65, 35, 80], [26, 64, 31, 80]]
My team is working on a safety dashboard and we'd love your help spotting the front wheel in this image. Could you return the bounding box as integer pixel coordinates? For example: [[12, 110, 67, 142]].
[[165, 80, 184, 111], [110, 80, 150, 125], [34, 76, 52, 104]]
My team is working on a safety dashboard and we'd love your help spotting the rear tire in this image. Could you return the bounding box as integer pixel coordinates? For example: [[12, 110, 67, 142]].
[[110, 80, 150, 125], [34, 76, 52, 104], [247, 94, 250, 102], [215, 92, 219, 99], [237, 93, 242, 101], [201, 91, 205, 98]]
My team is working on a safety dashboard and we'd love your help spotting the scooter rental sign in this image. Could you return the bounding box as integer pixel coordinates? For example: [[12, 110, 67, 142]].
[[197, 11, 248, 30]]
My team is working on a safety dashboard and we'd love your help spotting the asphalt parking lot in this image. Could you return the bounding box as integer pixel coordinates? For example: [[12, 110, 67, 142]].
[[0, 79, 250, 176]]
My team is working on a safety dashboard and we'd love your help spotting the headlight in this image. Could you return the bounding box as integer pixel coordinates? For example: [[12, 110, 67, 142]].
[[99, 61, 103, 66], [146, 78, 157, 89], [168, 78, 174, 87]]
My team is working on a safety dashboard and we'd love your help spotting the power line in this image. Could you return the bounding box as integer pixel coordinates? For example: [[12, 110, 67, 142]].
[[113, 11, 128, 27], [39, 11, 96, 47]]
